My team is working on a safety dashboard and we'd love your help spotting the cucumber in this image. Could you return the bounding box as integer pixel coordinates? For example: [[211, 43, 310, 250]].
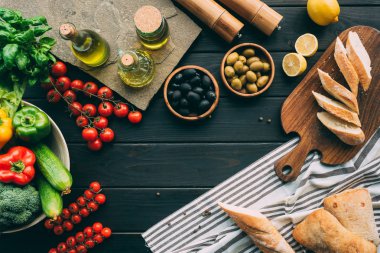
[[36, 176, 63, 219], [32, 143, 72, 194]]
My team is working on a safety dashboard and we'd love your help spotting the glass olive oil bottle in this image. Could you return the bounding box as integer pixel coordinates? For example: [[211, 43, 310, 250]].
[[117, 49, 155, 88], [59, 23, 110, 67]]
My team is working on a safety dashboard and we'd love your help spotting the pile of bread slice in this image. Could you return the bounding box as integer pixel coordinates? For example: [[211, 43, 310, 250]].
[[219, 188, 379, 252], [313, 32, 372, 146]]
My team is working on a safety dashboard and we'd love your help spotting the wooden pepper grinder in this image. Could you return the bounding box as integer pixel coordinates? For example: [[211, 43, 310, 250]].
[[175, 0, 244, 43], [218, 0, 283, 36]]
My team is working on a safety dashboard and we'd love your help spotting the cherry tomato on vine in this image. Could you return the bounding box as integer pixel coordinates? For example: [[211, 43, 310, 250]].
[[53, 225, 64, 235], [63, 90, 77, 102], [51, 61, 67, 77], [87, 201, 99, 212], [75, 232, 85, 243], [63, 220, 74, 232], [57, 243, 67, 253], [83, 227, 93, 238], [93, 116, 108, 129], [95, 193, 106, 205], [101, 227, 112, 238], [48, 249, 58, 253], [98, 102, 114, 117], [61, 208, 71, 219], [97, 86, 113, 99], [69, 102, 83, 117], [67, 250, 77, 253], [128, 111, 143, 124], [79, 208, 90, 217], [100, 128, 115, 143], [55, 216, 63, 225], [71, 79, 84, 90], [66, 236, 77, 248], [41, 75, 55, 90], [93, 234, 104, 244], [76, 116, 89, 128], [82, 128, 98, 142], [87, 138, 103, 151], [114, 102, 129, 118], [93, 222, 103, 233], [89, 182, 101, 193], [84, 189, 95, 200], [69, 203, 80, 213], [76, 245, 87, 253], [85, 239, 96, 249], [56, 76, 71, 92], [44, 219, 54, 230], [83, 82, 98, 96], [47, 89, 61, 103], [71, 214, 82, 224], [77, 196, 87, 207], [83, 104, 97, 117]]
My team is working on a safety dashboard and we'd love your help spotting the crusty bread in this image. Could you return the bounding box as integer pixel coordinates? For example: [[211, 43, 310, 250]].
[[334, 37, 359, 96], [317, 112, 365, 145], [293, 209, 377, 253], [318, 69, 359, 114], [346, 31, 372, 91], [324, 188, 380, 246], [219, 203, 294, 253], [312, 91, 361, 127]]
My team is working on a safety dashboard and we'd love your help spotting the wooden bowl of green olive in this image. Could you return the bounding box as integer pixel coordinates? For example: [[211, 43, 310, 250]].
[[221, 43, 275, 97]]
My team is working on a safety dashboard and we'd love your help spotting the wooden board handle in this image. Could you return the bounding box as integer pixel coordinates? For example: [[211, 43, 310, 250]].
[[274, 138, 311, 182]]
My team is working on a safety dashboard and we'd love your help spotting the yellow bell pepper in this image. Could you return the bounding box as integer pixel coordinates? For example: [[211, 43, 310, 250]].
[[0, 109, 13, 150]]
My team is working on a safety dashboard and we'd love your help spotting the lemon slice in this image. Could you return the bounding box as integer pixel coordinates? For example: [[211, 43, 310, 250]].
[[295, 33, 318, 57], [282, 53, 307, 77]]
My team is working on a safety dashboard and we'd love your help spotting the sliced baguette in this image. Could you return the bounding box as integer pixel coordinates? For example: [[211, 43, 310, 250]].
[[317, 112, 365, 145], [312, 91, 361, 127], [334, 37, 359, 96], [346, 31, 372, 91], [318, 69, 359, 114]]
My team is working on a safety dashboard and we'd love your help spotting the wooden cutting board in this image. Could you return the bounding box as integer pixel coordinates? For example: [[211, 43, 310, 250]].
[[274, 26, 380, 182]]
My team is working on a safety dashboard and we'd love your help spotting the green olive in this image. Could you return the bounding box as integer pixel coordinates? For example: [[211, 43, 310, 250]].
[[239, 75, 247, 86], [231, 78, 243, 91], [242, 65, 249, 74], [256, 72, 262, 78], [224, 66, 235, 78], [263, 62, 271, 73], [242, 48, 255, 58], [234, 61, 244, 73], [226, 52, 239, 65], [246, 71, 257, 83], [257, 76, 269, 88], [247, 57, 260, 66], [246, 83, 258, 93], [250, 61, 264, 72], [238, 56, 247, 64]]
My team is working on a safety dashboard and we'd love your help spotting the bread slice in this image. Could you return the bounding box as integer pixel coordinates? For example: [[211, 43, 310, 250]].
[[317, 112, 365, 145], [312, 91, 361, 127], [334, 37, 359, 96], [318, 69, 359, 114], [218, 203, 294, 253], [324, 188, 380, 245], [346, 31, 372, 91], [293, 209, 377, 253]]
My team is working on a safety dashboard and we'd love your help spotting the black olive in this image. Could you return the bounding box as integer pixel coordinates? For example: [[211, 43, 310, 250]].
[[171, 100, 179, 108], [193, 87, 204, 95], [187, 91, 201, 106], [174, 73, 183, 83], [182, 69, 197, 79], [201, 75, 212, 89], [167, 90, 174, 100], [178, 108, 190, 116], [180, 83, 192, 94], [170, 82, 180, 90], [172, 90, 182, 101], [190, 76, 201, 86], [206, 91, 216, 102], [198, 100, 211, 114], [180, 98, 189, 107]]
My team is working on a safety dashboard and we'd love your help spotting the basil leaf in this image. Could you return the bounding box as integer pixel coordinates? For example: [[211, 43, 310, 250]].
[[33, 26, 51, 37], [2, 44, 19, 68], [14, 29, 35, 43], [28, 16, 47, 26], [39, 37, 56, 46], [16, 50, 29, 71]]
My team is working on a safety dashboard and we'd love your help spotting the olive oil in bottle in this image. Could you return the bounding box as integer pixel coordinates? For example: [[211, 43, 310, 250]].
[[59, 23, 110, 67], [117, 49, 155, 88]]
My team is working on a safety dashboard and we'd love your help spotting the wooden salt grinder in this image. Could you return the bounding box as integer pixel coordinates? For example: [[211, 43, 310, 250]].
[[176, 0, 244, 43], [219, 0, 283, 36]]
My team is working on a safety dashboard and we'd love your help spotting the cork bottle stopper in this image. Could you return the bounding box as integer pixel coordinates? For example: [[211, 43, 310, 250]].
[[59, 23, 77, 38], [134, 5, 162, 33], [121, 54, 134, 67]]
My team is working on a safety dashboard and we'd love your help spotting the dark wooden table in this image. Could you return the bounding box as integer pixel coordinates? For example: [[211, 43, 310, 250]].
[[1, 1, 379, 252]]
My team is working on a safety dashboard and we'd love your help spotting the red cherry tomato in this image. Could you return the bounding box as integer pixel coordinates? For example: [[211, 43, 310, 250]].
[[87, 138, 103, 151], [92, 222, 103, 233], [44, 219, 54, 230], [63, 90, 77, 102], [87, 201, 99, 212], [85, 239, 96, 249], [101, 227, 112, 238], [93, 234, 104, 244], [100, 128, 115, 143], [79, 207, 90, 218], [63, 220, 74, 232], [83, 82, 98, 96], [83, 226, 93, 238], [76, 196, 87, 207], [69, 203, 79, 214], [54, 216, 63, 225], [97, 86, 113, 99], [94, 193, 106, 205], [41, 75, 55, 90], [48, 248, 58, 253], [84, 189, 95, 200], [61, 208, 71, 219], [71, 79, 84, 90], [89, 182, 101, 193], [47, 89, 61, 103], [69, 102, 83, 117], [76, 116, 89, 128], [83, 104, 97, 117], [57, 243, 67, 253], [82, 128, 98, 142], [56, 76, 71, 92], [66, 236, 77, 248], [75, 232, 85, 243], [51, 61, 67, 77], [76, 245, 87, 253], [93, 116, 108, 129], [67, 250, 77, 253], [71, 214, 82, 224], [128, 111, 143, 124], [113, 102, 129, 118], [98, 102, 114, 117]]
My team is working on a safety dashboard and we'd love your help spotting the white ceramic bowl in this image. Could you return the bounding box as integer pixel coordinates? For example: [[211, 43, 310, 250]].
[[2, 101, 70, 233]]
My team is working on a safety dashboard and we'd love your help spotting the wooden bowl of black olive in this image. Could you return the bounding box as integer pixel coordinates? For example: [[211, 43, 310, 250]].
[[164, 65, 219, 121]]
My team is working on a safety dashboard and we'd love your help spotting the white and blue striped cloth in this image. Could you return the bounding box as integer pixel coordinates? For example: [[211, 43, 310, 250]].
[[143, 130, 380, 253]]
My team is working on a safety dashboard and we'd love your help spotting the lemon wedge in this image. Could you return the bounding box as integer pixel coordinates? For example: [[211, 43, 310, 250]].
[[295, 33, 318, 57], [282, 53, 307, 77]]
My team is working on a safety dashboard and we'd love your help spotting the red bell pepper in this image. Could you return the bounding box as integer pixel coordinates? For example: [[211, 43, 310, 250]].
[[0, 146, 36, 185]]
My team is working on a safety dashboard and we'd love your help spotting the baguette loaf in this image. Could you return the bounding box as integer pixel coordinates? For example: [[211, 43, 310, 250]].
[[219, 203, 294, 253], [318, 69, 359, 114], [334, 37, 359, 96], [293, 209, 376, 253], [324, 188, 380, 245], [346, 31, 372, 91], [312, 91, 361, 127], [317, 112, 365, 145]]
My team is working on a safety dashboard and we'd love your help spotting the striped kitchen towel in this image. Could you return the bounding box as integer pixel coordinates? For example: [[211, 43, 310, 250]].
[[143, 129, 380, 253]]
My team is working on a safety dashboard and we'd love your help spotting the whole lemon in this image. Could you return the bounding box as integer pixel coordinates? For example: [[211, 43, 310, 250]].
[[307, 0, 340, 26]]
